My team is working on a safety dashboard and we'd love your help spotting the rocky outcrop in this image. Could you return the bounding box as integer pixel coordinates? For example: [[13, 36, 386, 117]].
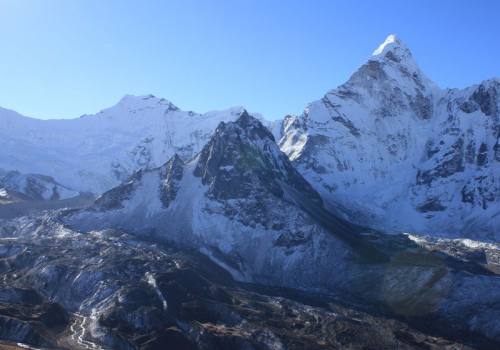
[[159, 154, 184, 208], [193, 111, 323, 228], [94, 170, 144, 210]]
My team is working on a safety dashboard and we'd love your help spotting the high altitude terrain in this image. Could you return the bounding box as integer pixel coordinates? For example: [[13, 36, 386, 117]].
[[0, 36, 498, 239], [2, 112, 500, 349], [280, 35, 499, 238], [0, 35, 499, 349]]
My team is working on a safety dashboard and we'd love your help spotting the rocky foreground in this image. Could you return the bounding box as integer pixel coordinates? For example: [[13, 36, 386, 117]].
[[0, 212, 499, 349]]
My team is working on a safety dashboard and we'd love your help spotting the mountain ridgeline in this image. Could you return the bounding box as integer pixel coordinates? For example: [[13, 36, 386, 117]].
[[279, 35, 499, 239], [3, 108, 500, 349], [0, 35, 499, 349], [0, 35, 497, 239]]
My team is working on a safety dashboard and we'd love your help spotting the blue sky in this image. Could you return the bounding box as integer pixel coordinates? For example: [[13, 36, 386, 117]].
[[0, 0, 498, 120]]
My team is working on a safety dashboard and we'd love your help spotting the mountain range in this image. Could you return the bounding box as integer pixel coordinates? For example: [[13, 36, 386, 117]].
[[1, 35, 498, 240], [0, 35, 499, 349]]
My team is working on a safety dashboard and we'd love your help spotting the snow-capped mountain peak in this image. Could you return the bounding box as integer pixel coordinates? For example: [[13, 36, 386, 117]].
[[97, 94, 179, 117], [366, 34, 437, 92], [279, 34, 499, 240], [0, 96, 265, 194], [193, 111, 322, 210], [372, 34, 409, 57], [371, 34, 417, 70]]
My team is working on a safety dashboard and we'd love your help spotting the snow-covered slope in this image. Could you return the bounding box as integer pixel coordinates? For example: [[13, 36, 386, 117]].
[[279, 35, 500, 240], [61, 112, 500, 343], [65, 111, 354, 284], [1, 35, 497, 240], [0, 168, 79, 201], [0, 95, 262, 194]]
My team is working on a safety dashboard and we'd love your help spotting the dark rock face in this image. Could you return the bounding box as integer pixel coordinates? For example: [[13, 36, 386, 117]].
[[417, 138, 465, 185], [194, 111, 323, 228], [95, 170, 144, 210], [465, 140, 476, 163], [460, 81, 499, 117], [477, 143, 489, 166], [461, 176, 498, 209], [416, 198, 446, 212], [495, 133, 500, 162], [471, 82, 498, 117], [459, 100, 479, 114], [159, 154, 184, 208], [194, 115, 284, 200], [0, 286, 68, 348], [409, 90, 433, 120]]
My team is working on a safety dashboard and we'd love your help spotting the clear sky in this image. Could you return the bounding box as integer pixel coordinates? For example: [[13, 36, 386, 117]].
[[0, 0, 498, 120]]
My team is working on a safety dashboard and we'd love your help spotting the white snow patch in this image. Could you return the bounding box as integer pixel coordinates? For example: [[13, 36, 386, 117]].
[[372, 34, 399, 56], [220, 165, 234, 171], [200, 247, 252, 282], [145, 272, 168, 311], [0, 188, 8, 198]]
